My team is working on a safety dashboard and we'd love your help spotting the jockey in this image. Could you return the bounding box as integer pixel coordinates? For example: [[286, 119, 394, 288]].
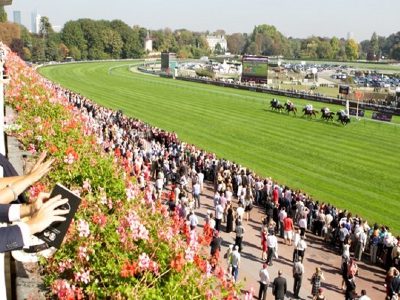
[[306, 104, 313, 112], [287, 100, 293, 108], [339, 109, 347, 117], [324, 107, 330, 114]]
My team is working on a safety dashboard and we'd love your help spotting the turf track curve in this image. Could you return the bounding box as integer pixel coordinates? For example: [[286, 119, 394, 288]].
[[39, 61, 400, 232]]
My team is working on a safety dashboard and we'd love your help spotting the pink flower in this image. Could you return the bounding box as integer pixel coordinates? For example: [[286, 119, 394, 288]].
[[77, 219, 90, 238], [82, 179, 91, 192], [138, 253, 150, 270], [74, 268, 90, 284], [58, 259, 73, 273], [78, 246, 89, 261], [27, 143, 36, 154], [64, 153, 76, 164], [34, 116, 41, 123]]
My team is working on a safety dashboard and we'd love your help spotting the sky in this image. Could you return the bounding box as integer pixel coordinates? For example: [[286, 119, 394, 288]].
[[5, 0, 400, 41]]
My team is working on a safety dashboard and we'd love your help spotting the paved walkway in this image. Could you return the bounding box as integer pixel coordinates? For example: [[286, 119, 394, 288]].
[[191, 183, 386, 299]]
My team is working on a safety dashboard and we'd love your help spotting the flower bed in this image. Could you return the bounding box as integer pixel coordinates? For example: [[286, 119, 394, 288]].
[[4, 50, 239, 299]]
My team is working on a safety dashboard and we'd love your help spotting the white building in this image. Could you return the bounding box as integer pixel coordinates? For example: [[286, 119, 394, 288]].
[[31, 12, 41, 34], [206, 35, 227, 53], [144, 31, 153, 52]]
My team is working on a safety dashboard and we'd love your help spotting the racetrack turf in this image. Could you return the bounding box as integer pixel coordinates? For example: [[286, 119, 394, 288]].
[[39, 61, 400, 233]]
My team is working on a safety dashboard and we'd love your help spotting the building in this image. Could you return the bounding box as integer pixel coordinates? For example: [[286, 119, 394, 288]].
[[31, 12, 41, 34], [206, 35, 227, 53], [144, 31, 153, 52], [13, 10, 21, 25]]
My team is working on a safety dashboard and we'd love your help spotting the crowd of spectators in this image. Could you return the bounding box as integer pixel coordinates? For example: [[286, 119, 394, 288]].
[[46, 79, 400, 299]]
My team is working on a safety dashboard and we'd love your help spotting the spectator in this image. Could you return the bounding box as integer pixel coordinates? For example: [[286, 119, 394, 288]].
[[293, 258, 304, 299], [188, 210, 198, 231], [390, 268, 400, 300], [345, 275, 357, 300], [235, 221, 245, 252], [225, 201, 234, 233], [210, 230, 222, 258], [358, 289, 371, 300], [283, 215, 294, 246], [272, 270, 287, 300], [230, 245, 241, 282], [293, 235, 307, 263], [267, 231, 278, 266], [311, 267, 325, 297], [312, 288, 326, 300], [258, 263, 270, 300]]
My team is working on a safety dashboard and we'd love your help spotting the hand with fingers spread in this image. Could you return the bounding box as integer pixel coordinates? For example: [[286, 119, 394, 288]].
[[0, 152, 55, 204], [26, 195, 69, 235]]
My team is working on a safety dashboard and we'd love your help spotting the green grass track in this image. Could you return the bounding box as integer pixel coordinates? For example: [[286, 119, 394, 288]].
[[39, 61, 400, 233]]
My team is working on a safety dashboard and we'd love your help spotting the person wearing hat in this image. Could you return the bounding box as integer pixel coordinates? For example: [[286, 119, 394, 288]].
[[258, 263, 270, 300]]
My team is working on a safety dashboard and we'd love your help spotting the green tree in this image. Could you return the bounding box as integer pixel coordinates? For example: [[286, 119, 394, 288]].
[[316, 39, 333, 59], [101, 28, 123, 58], [370, 32, 379, 57], [39, 16, 54, 38], [345, 38, 359, 60], [330, 36, 340, 59], [68, 46, 81, 60], [31, 37, 46, 62], [0, 6, 7, 23], [61, 21, 87, 58], [110, 20, 144, 58], [214, 42, 224, 55], [391, 43, 400, 60]]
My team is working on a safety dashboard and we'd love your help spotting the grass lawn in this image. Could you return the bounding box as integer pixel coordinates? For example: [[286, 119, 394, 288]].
[[39, 61, 400, 233]]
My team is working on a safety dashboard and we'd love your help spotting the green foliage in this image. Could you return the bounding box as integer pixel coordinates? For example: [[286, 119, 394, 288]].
[[345, 39, 359, 61], [40, 61, 400, 232], [195, 68, 215, 78], [0, 5, 7, 23]]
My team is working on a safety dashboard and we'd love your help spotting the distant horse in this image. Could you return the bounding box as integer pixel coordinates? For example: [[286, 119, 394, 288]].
[[336, 111, 351, 125], [320, 108, 335, 121], [284, 102, 297, 115], [302, 107, 319, 118], [270, 99, 284, 112]]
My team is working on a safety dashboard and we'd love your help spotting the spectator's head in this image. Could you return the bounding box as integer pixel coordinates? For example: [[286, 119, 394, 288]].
[[263, 263, 268, 269], [278, 270, 282, 276], [361, 290, 367, 296], [234, 245, 239, 251]]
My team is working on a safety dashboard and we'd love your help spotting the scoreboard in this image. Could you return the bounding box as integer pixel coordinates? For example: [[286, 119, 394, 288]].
[[241, 55, 268, 84]]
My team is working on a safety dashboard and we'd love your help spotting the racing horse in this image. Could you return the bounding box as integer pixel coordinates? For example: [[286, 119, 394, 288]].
[[336, 111, 351, 125], [284, 102, 297, 116], [270, 98, 284, 112], [302, 107, 319, 118], [320, 108, 335, 121]]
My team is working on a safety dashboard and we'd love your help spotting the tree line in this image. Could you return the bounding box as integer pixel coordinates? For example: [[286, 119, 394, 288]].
[[0, 7, 399, 62]]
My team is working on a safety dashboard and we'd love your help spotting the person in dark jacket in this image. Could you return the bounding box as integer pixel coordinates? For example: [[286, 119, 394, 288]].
[[272, 270, 287, 300]]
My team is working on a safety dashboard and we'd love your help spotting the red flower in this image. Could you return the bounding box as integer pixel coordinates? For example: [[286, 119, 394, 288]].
[[170, 252, 185, 272], [120, 261, 138, 278]]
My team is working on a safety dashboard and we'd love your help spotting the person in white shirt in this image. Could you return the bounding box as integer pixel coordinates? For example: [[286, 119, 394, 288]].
[[258, 263, 270, 300], [293, 236, 307, 263], [358, 289, 371, 300], [188, 210, 198, 231], [192, 182, 201, 209], [267, 231, 278, 266]]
